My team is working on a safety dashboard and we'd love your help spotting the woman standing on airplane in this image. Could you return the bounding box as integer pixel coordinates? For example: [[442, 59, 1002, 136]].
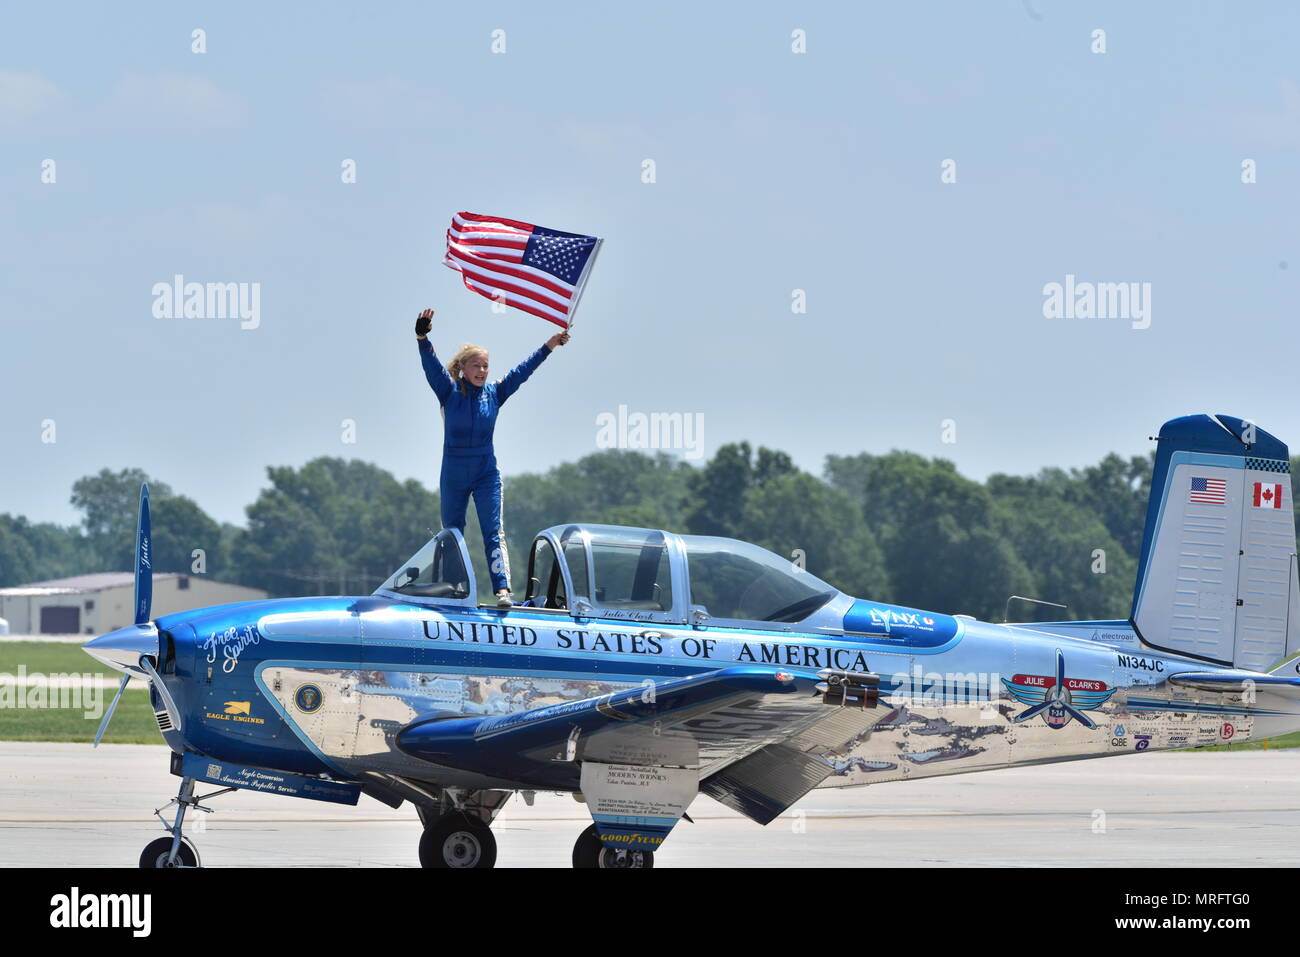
[[414, 307, 569, 607]]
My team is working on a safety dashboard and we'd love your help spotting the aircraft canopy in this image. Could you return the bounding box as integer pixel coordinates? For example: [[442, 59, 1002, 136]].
[[375, 523, 841, 627], [525, 524, 838, 626]]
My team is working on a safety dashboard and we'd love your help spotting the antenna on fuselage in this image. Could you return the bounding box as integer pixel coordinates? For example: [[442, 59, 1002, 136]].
[[1003, 595, 1067, 624]]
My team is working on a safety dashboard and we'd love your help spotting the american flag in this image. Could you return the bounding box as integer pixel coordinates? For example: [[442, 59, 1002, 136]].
[[443, 212, 601, 328], [1189, 476, 1227, 505]]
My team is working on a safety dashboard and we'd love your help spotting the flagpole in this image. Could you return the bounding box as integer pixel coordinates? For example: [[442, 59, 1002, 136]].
[[563, 238, 603, 332]]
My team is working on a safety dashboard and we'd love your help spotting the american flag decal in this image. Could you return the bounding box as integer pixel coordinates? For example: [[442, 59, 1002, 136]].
[[443, 212, 602, 328], [1189, 476, 1227, 505]]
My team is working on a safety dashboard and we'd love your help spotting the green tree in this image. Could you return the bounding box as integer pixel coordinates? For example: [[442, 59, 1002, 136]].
[[0, 515, 90, 587], [987, 473, 1136, 620], [0, 440, 1212, 626], [828, 451, 1035, 619], [237, 492, 342, 596], [151, 496, 225, 576], [682, 442, 797, 537], [740, 472, 891, 599], [0, 518, 38, 587], [1059, 453, 1152, 558], [234, 458, 438, 596], [68, 468, 229, 578], [70, 468, 171, 569]]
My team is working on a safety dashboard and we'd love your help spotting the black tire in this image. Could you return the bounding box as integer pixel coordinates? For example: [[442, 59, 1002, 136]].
[[571, 824, 655, 869], [139, 836, 199, 868], [419, 812, 497, 869]]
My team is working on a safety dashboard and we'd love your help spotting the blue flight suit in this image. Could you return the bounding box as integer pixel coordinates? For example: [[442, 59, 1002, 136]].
[[419, 338, 552, 593]]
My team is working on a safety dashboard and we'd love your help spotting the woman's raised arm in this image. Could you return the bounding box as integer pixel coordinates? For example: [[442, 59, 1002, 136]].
[[497, 329, 569, 404], [415, 308, 454, 404]]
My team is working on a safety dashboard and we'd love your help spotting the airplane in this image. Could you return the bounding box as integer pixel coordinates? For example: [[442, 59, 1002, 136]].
[[83, 412, 1300, 868]]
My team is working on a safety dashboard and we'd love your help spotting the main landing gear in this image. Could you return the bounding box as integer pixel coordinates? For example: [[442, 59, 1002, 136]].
[[571, 824, 655, 869], [140, 776, 233, 869], [417, 808, 659, 867], [419, 812, 497, 868], [414, 791, 662, 867], [416, 790, 509, 869]]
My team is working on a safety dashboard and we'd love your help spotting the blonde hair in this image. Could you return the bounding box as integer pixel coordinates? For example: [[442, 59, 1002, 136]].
[[447, 343, 489, 395]]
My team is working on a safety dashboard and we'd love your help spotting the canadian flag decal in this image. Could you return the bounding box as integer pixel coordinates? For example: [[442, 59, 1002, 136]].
[[1252, 482, 1284, 509]]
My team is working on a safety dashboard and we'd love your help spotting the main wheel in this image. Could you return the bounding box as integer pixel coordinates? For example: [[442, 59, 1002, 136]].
[[571, 824, 655, 869], [139, 836, 200, 868], [419, 812, 497, 869]]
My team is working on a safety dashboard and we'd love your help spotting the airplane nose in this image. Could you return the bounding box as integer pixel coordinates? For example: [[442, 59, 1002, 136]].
[[83, 622, 159, 676]]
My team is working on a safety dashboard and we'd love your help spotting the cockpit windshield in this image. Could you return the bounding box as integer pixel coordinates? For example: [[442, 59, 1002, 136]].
[[681, 535, 837, 622], [378, 529, 473, 600]]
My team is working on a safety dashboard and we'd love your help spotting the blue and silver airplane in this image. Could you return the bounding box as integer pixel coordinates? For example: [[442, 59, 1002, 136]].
[[84, 413, 1300, 868]]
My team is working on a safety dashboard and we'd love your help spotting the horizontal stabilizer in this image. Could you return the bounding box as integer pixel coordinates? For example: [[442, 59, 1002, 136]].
[[1167, 670, 1300, 696]]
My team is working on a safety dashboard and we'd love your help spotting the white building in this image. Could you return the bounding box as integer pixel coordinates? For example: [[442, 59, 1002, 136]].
[[0, 573, 268, 635]]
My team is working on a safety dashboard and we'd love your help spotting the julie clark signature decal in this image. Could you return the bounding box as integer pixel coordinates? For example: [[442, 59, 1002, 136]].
[[203, 625, 261, 674]]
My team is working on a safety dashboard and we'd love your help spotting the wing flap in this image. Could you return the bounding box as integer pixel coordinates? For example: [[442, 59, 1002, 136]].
[[700, 743, 832, 825], [700, 705, 877, 823]]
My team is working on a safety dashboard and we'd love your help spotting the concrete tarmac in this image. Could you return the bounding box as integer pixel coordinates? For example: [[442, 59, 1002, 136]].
[[1, 742, 1296, 867]]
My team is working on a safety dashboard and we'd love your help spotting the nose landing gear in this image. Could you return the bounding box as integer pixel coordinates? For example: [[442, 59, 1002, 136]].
[[139, 775, 234, 869], [140, 835, 199, 869]]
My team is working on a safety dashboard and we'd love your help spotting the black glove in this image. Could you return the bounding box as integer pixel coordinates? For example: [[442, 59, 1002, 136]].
[[415, 313, 432, 337]]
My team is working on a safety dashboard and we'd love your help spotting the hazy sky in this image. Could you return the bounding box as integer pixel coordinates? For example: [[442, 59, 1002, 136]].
[[4, 2, 1298, 528]]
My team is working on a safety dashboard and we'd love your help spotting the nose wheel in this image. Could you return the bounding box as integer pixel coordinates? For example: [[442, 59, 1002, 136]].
[[139, 775, 231, 868], [419, 811, 497, 868], [140, 835, 199, 868], [572, 824, 656, 868]]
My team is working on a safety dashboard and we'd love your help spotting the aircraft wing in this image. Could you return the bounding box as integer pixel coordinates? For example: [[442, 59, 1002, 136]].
[[395, 665, 878, 822]]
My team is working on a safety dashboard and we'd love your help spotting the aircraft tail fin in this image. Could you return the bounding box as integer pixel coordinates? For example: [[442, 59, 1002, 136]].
[[1132, 414, 1299, 672]]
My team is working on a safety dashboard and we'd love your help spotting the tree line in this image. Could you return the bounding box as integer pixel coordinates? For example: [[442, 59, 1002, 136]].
[[4, 446, 1297, 622]]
